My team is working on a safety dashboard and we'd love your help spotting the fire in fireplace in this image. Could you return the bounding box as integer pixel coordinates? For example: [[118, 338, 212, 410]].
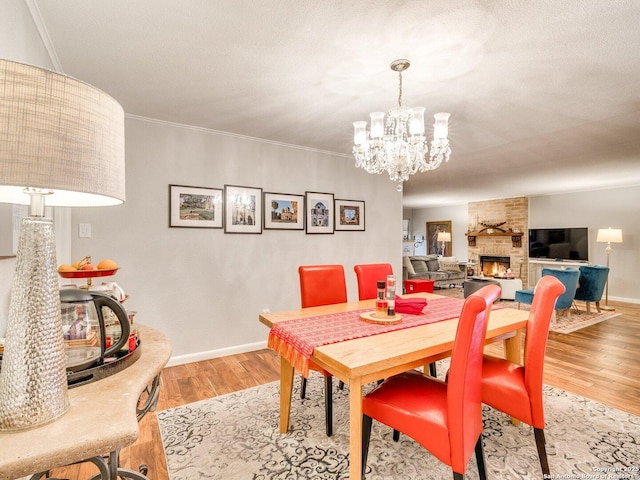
[[480, 255, 511, 277]]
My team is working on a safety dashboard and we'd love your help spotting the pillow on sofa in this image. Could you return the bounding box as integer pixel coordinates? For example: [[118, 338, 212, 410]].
[[426, 257, 440, 272], [438, 257, 460, 272], [410, 258, 429, 274]]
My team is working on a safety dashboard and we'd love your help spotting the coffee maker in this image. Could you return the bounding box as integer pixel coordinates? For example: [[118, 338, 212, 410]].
[[60, 288, 131, 372]]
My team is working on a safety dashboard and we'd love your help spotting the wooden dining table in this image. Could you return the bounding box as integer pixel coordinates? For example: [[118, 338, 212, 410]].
[[259, 291, 529, 480]]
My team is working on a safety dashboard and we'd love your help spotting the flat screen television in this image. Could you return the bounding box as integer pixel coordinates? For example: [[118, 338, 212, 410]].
[[528, 227, 589, 261]]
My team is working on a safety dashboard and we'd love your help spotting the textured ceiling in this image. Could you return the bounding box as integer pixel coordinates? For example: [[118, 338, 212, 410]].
[[30, 0, 640, 207]]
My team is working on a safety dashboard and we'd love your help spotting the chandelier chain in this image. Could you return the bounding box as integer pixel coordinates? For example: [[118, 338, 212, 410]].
[[398, 69, 403, 108]]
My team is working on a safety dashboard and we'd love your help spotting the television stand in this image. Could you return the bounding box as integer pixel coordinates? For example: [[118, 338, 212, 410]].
[[528, 259, 588, 287]]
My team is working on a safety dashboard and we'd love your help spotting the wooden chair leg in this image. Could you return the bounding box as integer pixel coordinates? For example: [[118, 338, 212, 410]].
[[325, 376, 333, 437], [585, 301, 592, 313], [595, 301, 601, 313], [534, 427, 550, 475], [300, 376, 307, 399], [475, 435, 488, 480], [362, 415, 373, 480], [429, 362, 437, 377]]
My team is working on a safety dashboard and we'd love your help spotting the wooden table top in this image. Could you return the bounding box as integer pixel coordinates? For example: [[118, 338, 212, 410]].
[[0, 324, 172, 480], [260, 293, 529, 383]]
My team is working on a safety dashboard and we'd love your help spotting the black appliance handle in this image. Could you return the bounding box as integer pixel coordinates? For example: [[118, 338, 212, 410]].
[[91, 292, 131, 357]]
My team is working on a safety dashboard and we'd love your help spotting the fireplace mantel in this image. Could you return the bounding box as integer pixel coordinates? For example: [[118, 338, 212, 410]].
[[466, 231, 523, 248]]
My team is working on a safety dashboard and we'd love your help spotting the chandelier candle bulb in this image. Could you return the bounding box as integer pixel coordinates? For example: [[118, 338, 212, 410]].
[[410, 107, 425, 135], [433, 112, 450, 140], [353, 121, 367, 146], [370, 112, 385, 138]]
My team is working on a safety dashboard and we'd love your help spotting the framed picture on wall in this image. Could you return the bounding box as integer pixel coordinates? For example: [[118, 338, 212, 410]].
[[305, 191, 334, 234], [426, 220, 453, 256], [264, 192, 304, 230], [169, 184, 223, 228], [224, 185, 263, 234], [335, 199, 365, 231]]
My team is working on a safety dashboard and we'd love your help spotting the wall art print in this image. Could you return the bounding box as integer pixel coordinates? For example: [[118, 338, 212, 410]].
[[224, 185, 263, 234], [426, 220, 452, 256], [169, 184, 223, 228], [335, 199, 365, 231], [264, 192, 304, 230], [305, 191, 334, 234]]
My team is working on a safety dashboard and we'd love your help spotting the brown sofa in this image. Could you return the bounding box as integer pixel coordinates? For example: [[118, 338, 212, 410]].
[[402, 255, 466, 288]]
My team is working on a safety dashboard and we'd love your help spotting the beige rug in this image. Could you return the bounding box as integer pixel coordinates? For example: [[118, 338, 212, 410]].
[[158, 364, 640, 479], [433, 286, 619, 334]]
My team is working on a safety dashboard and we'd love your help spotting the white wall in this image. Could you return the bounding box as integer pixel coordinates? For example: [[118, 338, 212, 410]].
[[0, 0, 58, 333], [68, 118, 402, 363], [406, 185, 640, 303], [529, 186, 639, 303], [0, 0, 403, 362], [403, 205, 469, 260]]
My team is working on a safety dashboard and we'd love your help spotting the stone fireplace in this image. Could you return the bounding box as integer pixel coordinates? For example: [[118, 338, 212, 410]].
[[468, 197, 530, 287], [480, 255, 511, 277]]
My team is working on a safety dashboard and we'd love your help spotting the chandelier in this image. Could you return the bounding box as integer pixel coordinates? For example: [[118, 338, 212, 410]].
[[352, 59, 451, 191]]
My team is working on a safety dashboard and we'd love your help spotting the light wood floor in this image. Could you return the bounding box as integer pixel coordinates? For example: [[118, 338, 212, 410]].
[[49, 298, 639, 479]]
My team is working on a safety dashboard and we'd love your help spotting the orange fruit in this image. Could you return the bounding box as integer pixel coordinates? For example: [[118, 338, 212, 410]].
[[97, 259, 118, 270], [81, 264, 97, 270], [58, 264, 75, 272]]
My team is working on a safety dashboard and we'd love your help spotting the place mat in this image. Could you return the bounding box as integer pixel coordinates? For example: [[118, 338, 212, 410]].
[[268, 296, 466, 376]]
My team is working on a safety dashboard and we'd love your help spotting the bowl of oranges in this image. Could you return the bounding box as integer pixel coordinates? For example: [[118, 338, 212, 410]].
[[58, 256, 119, 279]]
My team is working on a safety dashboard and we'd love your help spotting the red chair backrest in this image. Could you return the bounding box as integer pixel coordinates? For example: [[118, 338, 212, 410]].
[[447, 284, 501, 473], [523, 275, 565, 426], [353, 263, 393, 300], [298, 265, 348, 308]]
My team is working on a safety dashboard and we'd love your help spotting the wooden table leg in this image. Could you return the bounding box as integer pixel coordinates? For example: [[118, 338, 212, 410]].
[[504, 328, 523, 365], [349, 377, 363, 480], [280, 357, 294, 433], [504, 328, 523, 425]]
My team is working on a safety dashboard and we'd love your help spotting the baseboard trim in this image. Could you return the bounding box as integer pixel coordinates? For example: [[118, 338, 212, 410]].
[[166, 340, 268, 367]]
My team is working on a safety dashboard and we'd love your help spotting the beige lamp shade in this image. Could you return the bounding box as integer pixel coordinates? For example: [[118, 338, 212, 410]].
[[596, 228, 623, 244], [437, 231, 451, 242], [0, 59, 125, 207]]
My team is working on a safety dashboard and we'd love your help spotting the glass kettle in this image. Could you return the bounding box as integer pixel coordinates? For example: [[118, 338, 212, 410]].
[[60, 288, 131, 372]]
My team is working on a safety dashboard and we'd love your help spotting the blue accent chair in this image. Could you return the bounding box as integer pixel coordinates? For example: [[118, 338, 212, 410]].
[[515, 268, 580, 318], [574, 265, 610, 313]]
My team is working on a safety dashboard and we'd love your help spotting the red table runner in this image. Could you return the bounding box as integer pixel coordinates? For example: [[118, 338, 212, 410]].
[[268, 296, 467, 377]]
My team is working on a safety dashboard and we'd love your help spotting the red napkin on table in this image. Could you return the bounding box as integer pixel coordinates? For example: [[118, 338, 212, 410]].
[[394, 295, 427, 315]]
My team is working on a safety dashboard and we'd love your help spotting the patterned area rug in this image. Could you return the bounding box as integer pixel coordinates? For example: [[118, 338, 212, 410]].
[[435, 287, 620, 334], [549, 310, 621, 334], [157, 363, 639, 479]]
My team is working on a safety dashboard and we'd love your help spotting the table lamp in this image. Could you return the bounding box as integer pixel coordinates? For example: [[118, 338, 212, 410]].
[[0, 59, 125, 431], [596, 227, 623, 311], [437, 231, 451, 256]]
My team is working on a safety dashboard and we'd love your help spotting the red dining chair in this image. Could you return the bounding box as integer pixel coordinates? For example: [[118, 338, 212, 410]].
[[361, 284, 501, 480], [481, 275, 565, 476], [298, 264, 348, 437], [353, 263, 393, 300]]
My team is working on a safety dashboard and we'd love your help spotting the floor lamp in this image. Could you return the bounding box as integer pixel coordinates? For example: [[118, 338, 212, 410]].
[[0, 60, 125, 431], [596, 227, 623, 312], [437, 231, 451, 257]]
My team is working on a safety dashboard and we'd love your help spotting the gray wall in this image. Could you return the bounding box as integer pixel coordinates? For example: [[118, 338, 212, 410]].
[[406, 185, 640, 303], [68, 118, 402, 363], [0, 0, 403, 364]]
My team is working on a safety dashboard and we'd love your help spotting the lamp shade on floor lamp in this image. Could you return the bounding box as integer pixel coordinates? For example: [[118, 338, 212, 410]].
[[596, 228, 623, 310], [0, 60, 125, 431]]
